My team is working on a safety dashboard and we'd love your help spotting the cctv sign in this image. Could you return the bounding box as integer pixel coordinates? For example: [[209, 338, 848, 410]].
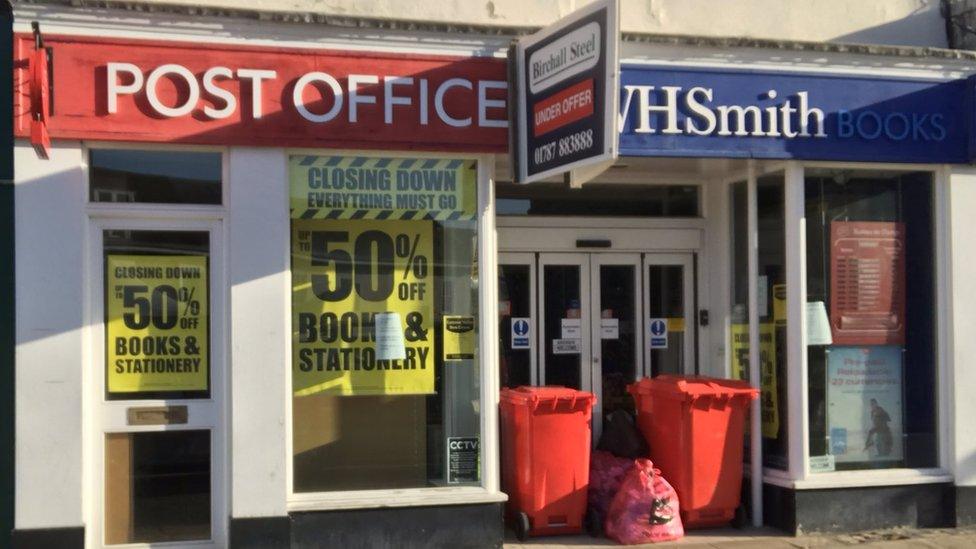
[[511, 0, 619, 184]]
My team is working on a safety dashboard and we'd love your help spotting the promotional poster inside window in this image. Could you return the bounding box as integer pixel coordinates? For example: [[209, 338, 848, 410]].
[[826, 346, 904, 468], [289, 154, 482, 492]]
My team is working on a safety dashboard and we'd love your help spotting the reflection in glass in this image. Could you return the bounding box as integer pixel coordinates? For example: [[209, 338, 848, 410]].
[[729, 181, 750, 382], [544, 265, 582, 389], [600, 265, 636, 413], [90, 149, 222, 204], [757, 173, 789, 470], [499, 264, 532, 388], [805, 169, 935, 471], [291, 165, 482, 492], [647, 265, 685, 376], [496, 182, 699, 217], [104, 430, 211, 545]]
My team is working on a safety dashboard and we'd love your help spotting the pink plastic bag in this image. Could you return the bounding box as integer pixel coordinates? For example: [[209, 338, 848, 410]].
[[605, 458, 684, 544], [587, 451, 633, 534]]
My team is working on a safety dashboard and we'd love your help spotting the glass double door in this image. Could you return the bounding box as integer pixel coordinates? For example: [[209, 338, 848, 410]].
[[499, 252, 695, 437]]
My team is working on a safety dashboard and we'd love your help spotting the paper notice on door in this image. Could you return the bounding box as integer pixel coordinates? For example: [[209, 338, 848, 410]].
[[600, 318, 619, 339], [552, 338, 581, 354], [375, 312, 406, 361], [374, 313, 407, 360], [561, 318, 581, 339], [806, 301, 833, 346]]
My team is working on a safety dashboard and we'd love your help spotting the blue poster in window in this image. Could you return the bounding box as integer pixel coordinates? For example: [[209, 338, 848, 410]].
[[826, 346, 903, 464]]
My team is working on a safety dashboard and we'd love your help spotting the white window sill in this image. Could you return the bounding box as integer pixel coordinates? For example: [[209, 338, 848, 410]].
[[287, 486, 509, 513], [762, 468, 953, 490]]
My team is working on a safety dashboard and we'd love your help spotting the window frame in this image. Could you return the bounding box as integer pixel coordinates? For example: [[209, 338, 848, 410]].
[[284, 149, 506, 512], [84, 142, 229, 214], [777, 161, 952, 489], [83, 142, 229, 548]]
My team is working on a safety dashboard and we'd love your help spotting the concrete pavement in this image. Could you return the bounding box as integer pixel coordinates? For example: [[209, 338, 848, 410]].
[[505, 526, 976, 548]]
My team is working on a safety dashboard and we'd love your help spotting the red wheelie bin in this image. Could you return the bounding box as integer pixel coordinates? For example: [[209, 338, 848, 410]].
[[500, 386, 596, 540], [628, 375, 758, 528]]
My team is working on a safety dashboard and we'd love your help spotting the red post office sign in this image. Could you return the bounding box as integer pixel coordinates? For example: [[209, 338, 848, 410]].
[[13, 35, 509, 152]]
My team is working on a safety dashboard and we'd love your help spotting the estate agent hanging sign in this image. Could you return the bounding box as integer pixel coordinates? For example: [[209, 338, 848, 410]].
[[511, 0, 619, 184]]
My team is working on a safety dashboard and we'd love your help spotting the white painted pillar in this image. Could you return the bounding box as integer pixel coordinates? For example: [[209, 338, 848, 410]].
[[947, 166, 976, 486], [228, 148, 290, 517], [14, 142, 87, 529]]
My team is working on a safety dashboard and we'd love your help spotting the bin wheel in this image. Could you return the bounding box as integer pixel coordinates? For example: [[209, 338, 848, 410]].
[[585, 509, 602, 537], [515, 512, 531, 541], [732, 504, 749, 529]]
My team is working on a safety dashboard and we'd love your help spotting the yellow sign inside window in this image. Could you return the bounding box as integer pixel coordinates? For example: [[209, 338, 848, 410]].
[[289, 155, 477, 221], [292, 219, 435, 396], [443, 316, 476, 361], [730, 322, 779, 438], [106, 255, 209, 393]]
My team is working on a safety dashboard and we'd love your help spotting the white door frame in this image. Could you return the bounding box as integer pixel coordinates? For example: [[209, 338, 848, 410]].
[[87, 217, 227, 549]]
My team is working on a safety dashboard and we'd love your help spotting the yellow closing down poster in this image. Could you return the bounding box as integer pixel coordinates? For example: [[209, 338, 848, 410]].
[[292, 219, 435, 396], [106, 255, 209, 393], [289, 155, 477, 221]]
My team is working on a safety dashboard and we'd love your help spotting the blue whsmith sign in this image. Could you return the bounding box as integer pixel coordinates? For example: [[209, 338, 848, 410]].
[[617, 65, 975, 163]]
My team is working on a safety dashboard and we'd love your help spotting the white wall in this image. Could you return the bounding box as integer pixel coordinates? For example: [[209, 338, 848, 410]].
[[703, 177, 731, 378], [13, 144, 294, 528], [949, 166, 976, 486], [228, 148, 290, 517], [79, 0, 948, 47], [14, 141, 87, 528]]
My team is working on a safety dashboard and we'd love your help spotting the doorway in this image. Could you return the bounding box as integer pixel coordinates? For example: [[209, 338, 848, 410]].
[[89, 220, 226, 548], [498, 251, 696, 438]]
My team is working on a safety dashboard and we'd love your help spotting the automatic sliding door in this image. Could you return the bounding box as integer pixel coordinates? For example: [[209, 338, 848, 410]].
[[590, 254, 640, 441], [538, 254, 591, 392], [498, 253, 536, 388], [644, 254, 696, 377]]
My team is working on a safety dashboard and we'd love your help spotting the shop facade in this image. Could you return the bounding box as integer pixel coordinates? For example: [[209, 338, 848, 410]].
[[9, 3, 976, 548]]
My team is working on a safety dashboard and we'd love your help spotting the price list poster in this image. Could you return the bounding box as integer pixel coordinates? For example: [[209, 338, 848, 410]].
[[829, 221, 906, 346]]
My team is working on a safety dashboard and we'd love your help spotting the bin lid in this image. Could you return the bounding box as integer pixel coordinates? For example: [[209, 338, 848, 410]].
[[628, 375, 759, 401], [500, 385, 596, 407]]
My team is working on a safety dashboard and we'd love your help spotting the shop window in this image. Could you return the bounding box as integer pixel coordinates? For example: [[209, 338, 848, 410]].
[[495, 182, 699, 217], [758, 173, 789, 470], [90, 149, 222, 204], [103, 230, 211, 401], [289, 155, 482, 492], [805, 169, 936, 472], [729, 180, 749, 384]]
